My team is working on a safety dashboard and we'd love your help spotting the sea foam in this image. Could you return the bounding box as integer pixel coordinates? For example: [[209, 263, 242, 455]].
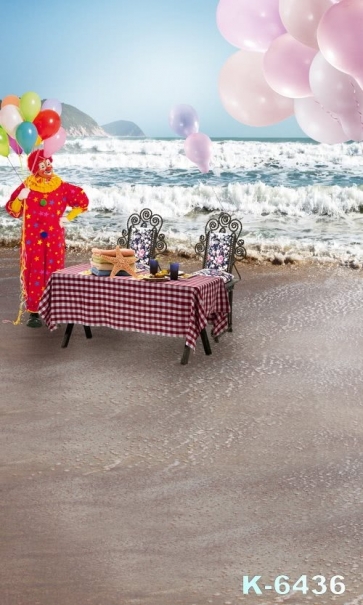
[[1, 137, 363, 265]]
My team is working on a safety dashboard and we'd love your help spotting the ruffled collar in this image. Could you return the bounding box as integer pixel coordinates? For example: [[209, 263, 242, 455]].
[[25, 174, 63, 193]]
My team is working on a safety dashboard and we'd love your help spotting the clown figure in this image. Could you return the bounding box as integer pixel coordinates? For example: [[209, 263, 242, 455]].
[[5, 150, 89, 327]]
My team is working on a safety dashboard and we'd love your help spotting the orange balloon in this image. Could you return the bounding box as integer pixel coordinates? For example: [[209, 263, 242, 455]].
[[1, 95, 20, 109], [35, 135, 43, 147]]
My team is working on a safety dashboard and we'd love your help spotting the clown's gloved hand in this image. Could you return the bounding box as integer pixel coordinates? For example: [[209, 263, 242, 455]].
[[59, 216, 69, 228], [66, 207, 84, 221], [59, 208, 83, 228], [18, 188, 30, 200]]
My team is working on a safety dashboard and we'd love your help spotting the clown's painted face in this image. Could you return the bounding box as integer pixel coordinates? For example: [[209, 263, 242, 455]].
[[37, 158, 53, 179]]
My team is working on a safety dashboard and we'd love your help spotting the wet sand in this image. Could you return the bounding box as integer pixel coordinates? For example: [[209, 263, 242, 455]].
[[1, 248, 363, 605]]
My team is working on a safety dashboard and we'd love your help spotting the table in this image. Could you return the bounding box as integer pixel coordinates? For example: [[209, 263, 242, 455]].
[[38, 264, 230, 364]]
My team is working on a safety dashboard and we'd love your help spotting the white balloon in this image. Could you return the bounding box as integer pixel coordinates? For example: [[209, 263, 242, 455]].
[[0, 104, 23, 138], [294, 97, 348, 143], [219, 50, 294, 127], [309, 52, 363, 141]]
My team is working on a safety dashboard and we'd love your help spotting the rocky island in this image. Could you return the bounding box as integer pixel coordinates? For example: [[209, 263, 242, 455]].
[[60, 103, 145, 137], [0, 99, 145, 138]]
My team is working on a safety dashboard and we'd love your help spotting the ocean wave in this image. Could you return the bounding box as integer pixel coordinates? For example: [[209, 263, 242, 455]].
[[1, 137, 363, 266]]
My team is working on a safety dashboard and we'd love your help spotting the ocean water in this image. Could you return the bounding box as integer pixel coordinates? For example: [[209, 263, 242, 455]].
[[1, 136, 363, 266]]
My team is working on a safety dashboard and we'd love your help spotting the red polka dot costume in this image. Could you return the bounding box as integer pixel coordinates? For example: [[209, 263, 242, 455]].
[[5, 150, 89, 314]]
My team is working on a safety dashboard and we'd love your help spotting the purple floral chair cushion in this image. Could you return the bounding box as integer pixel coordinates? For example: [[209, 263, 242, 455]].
[[206, 232, 233, 272], [129, 227, 154, 265], [195, 268, 234, 283]]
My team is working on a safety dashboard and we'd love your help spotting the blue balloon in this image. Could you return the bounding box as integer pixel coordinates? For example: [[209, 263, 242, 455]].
[[15, 121, 38, 155], [169, 104, 199, 138]]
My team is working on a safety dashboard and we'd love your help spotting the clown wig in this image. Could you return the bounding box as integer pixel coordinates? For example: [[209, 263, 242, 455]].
[[27, 150, 53, 174]]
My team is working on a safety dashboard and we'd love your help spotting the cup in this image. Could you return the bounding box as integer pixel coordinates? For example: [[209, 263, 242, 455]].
[[169, 262, 179, 280], [149, 259, 158, 275]]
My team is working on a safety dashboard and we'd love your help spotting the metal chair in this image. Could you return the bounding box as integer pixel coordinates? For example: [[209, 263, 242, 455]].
[[117, 208, 167, 265], [195, 211, 246, 334]]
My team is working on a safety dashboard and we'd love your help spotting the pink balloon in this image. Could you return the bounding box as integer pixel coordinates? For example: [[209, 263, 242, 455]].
[[184, 133, 212, 173], [294, 97, 348, 143], [219, 50, 294, 127], [318, 0, 363, 89], [8, 135, 23, 155], [43, 126, 67, 157], [279, 0, 338, 49], [216, 0, 285, 52], [309, 52, 363, 141], [263, 33, 317, 98]]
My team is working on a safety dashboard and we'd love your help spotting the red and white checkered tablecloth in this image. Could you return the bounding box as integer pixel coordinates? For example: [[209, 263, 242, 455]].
[[38, 264, 230, 350]]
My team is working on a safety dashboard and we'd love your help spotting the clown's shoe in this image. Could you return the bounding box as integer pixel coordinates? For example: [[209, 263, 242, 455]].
[[26, 313, 42, 328]]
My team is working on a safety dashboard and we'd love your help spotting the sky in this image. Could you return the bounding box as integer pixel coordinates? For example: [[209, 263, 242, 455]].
[[1, 0, 306, 138]]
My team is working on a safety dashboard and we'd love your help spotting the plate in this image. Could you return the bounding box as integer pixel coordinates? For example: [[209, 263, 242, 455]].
[[142, 274, 170, 281]]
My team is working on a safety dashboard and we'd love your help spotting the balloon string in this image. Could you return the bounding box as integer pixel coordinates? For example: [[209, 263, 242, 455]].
[[198, 177, 229, 212], [13, 200, 28, 325], [7, 155, 27, 186], [6, 153, 28, 324], [209, 179, 228, 211], [350, 80, 363, 125]]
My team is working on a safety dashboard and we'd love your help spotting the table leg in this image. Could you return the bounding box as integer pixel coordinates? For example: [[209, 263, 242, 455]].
[[181, 329, 212, 364], [181, 345, 191, 365], [84, 325, 92, 339], [200, 328, 212, 356], [61, 323, 74, 348]]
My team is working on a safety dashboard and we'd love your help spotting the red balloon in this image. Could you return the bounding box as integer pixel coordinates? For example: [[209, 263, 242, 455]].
[[33, 109, 61, 140]]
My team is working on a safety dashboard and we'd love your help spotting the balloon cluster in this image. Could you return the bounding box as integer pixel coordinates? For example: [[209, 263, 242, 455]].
[[168, 104, 213, 173], [217, 0, 363, 144], [0, 92, 66, 159]]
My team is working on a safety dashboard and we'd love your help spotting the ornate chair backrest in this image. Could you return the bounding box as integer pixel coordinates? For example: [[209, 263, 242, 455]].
[[195, 212, 246, 278], [117, 208, 167, 263]]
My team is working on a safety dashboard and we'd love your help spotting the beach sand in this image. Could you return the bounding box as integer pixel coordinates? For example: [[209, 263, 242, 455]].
[[1, 248, 363, 605]]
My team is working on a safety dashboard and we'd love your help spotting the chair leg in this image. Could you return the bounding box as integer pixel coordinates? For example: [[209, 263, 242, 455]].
[[228, 289, 234, 332], [61, 323, 74, 348]]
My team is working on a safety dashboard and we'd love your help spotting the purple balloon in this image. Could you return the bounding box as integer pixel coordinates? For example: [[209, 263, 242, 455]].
[[169, 104, 199, 138], [9, 135, 23, 155], [216, 0, 285, 52], [41, 98, 62, 116], [184, 132, 212, 173]]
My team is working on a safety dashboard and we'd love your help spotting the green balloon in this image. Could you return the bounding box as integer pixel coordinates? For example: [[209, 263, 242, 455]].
[[19, 91, 41, 122], [0, 126, 9, 157]]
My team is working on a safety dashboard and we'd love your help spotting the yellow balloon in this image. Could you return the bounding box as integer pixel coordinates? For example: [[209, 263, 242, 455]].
[[19, 91, 41, 122], [35, 135, 43, 147], [0, 126, 10, 157]]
